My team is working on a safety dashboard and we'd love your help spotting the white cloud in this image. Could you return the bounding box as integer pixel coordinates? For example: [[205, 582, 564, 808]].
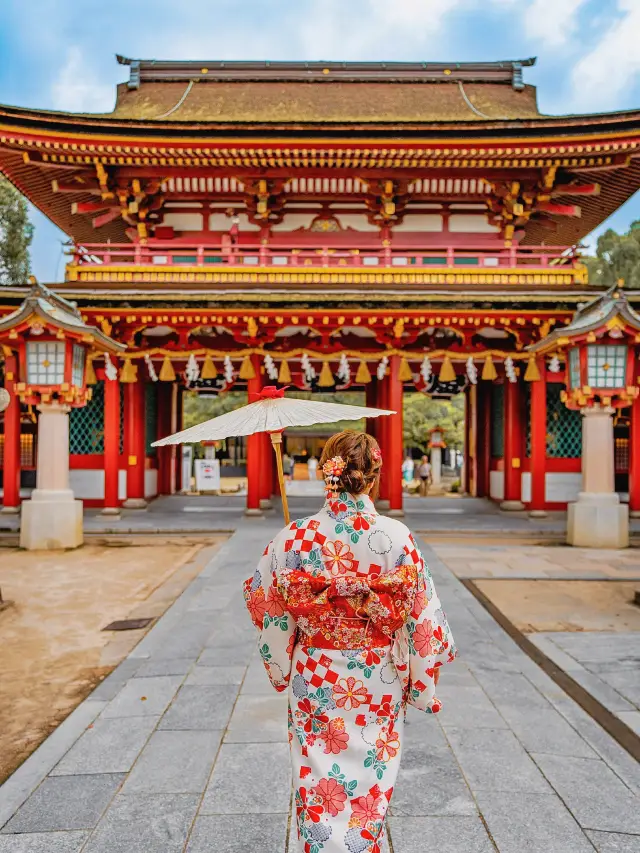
[[570, 0, 640, 111], [295, 0, 467, 59], [50, 46, 115, 113], [523, 0, 588, 47]]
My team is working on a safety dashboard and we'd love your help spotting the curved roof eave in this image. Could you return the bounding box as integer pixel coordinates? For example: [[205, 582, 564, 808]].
[[0, 100, 639, 140]]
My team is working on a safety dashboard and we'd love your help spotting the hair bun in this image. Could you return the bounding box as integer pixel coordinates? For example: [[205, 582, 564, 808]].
[[319, 429, 382, 497]]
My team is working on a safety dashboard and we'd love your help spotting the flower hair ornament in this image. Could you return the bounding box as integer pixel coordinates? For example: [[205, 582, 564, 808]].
[[322, 455, 346, 496], [372, 447, 383, 463]]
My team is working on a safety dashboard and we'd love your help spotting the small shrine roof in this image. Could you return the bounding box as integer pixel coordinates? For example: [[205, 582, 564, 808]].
[[0, 280, 124, 352], [529, 284, 640, 352]]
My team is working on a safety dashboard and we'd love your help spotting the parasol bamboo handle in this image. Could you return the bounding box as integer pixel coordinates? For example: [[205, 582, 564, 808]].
[[269, 431, 290, 526]]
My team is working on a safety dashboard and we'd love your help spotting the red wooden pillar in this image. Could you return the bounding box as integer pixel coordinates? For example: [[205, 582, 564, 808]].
[[124, 377, 147, 508], [501, 378, 524, 510], [629, 393, 640, 517], [529, 363, 547, 516], [1, 354, 21, 512], [102, 366, 121, 513], [387, 355, 404, 516], [157, 382, 177, 495], [377, 373, 390, 504], [365, 379, 378, 441], [246, 355, 263, 515], [173, 385, 184, 492], [480, 382, 492, 498], [259, 431, 273, 507], [463, 387, 472, 494]]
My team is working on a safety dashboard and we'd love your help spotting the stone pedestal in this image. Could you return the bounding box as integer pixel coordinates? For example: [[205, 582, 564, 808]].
[[20, 403, 83, 550], [431, 446, 442, 486], [567, 406, 629, 548], [567, 492, 628, 548], [122, 497, 148, 510], [500, 499, 526, 512]]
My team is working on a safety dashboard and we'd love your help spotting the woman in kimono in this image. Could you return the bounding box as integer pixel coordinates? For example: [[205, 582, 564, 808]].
[[244, 430, 456, 853]]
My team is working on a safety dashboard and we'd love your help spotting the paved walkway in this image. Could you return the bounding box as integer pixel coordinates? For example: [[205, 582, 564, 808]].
[[1, 521, 639, 852]]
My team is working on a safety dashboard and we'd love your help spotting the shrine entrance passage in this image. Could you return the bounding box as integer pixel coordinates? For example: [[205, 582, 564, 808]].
[[15, 359, 631, 520]]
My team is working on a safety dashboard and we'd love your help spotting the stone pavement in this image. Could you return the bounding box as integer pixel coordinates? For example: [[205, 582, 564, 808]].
[[1, 520, 640, 852], [6, 493, 640, 538], [530, 633, 640, 737]]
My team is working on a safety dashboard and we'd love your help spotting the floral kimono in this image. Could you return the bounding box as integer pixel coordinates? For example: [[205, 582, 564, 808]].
[[244, 492, 456, 853]]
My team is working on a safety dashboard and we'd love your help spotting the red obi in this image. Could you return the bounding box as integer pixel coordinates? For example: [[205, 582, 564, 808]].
[[278, 564, 418, 650]]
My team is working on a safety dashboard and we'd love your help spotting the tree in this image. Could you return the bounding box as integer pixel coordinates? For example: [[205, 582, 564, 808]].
[[583, 220, 640, 289], [0, 177, 33, 285], [403, 392, 465, 453]]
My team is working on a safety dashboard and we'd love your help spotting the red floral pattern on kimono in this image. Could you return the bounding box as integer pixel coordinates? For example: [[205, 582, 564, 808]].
[[244, 492, 456, 852]]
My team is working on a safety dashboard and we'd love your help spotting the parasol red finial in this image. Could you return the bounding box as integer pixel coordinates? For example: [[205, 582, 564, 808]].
[[250, 385, 288, 402]]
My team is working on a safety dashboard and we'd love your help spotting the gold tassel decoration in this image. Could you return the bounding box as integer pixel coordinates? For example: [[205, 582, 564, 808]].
[[159, 356, 176, 382], [239, 355, 256, 380], [355, 360, 372, 384], [318, 361, 335, 387], [201, 354, 217, 379], [524, 357, 541, 382], [278, 359, 292, 384], [85, 358, 97, 385], [398, 357, 413, 382], [438, 355, 456, 383], [119, 358, 137, 384], [481, 354, 498, 381]]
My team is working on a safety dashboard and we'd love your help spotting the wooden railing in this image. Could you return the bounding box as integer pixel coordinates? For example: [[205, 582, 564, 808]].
[[68, 242, 581, 270]]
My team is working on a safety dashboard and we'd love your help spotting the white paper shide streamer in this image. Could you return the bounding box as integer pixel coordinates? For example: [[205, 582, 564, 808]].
[[466, 356, 478, 385], [549, 355, 561, 373], [223, 355, 235, 384], [377, 355, 389, 381], [144, 353, 158, 382], [504, 356, 517, 383], [301, 353, 317, 384], [420, 356, 432, 384], [185, 353, 200, 383], [336, 353, 351, 383], [104, 353, 118, 382], [264, 354, 279, 381]]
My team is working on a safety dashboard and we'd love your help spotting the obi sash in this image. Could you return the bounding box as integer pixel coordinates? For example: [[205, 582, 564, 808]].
[[278, 564, 418, 650]]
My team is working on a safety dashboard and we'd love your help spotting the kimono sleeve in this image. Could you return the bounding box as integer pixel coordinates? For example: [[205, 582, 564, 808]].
[[402, 536, 457, 713], [243, 539, 296, 693]]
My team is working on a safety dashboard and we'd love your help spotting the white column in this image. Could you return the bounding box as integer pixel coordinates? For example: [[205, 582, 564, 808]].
[[567, 405, 628, 548], [431, 446, 442, 486], [20, 403, 83, 550]]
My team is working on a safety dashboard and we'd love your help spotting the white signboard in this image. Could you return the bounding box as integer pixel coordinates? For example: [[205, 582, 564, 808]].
[[181, 445, 193, 493], [194, 458, 221, 492]]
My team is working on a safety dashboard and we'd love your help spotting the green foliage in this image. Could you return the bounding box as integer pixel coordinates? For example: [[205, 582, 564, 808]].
[[403, 392, 465, 452], [583, 220, 640, 288], [0, 176, 33, 285]]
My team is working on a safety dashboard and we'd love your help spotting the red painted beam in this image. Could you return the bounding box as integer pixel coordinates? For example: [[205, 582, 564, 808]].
[[537, 201, 581, 217], [552, 183, 600, 196], [72, 200, 117, 215], [1, 354, 21, 509]]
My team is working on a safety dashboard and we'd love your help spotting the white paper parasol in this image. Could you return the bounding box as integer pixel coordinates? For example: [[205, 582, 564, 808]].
[[153, 386, 394, 523]]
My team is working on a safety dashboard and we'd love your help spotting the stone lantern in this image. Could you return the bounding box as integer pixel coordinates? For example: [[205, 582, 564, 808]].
[[0, 281, 123, 549], [428, 425, 447, 487], [529, 284, 640, 547]]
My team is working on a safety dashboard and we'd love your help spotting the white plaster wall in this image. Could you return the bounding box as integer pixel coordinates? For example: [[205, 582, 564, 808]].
[[70, 469, 104, 500], [521, 471, 581, 504], [489, 470, 504, 501], [271, 214, 318, 232], [393, 214, 443, 232], [162, 213, 203, 231], [69, 469, 129, 501], [208, 212, 260, 232], [333, 214, 379, 232], [448, 214, 499, 233], [546, 473, 581, 503], [145, 469, 158, 499]]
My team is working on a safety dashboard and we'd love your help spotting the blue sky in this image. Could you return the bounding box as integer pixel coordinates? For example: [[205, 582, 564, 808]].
[[1, 0, 638, 280]]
